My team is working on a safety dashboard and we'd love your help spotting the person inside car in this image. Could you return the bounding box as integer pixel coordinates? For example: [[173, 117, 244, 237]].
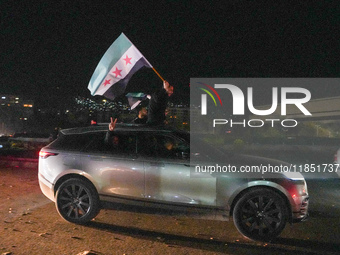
[[133, 105, 148, 124]]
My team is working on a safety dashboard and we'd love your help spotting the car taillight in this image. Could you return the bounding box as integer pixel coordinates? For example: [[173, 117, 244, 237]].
[[39, 151, 58, 159]]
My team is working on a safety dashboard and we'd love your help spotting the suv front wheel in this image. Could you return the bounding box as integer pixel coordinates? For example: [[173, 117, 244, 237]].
[[56, 178, 100, 224], [233, 188, 288, 241]]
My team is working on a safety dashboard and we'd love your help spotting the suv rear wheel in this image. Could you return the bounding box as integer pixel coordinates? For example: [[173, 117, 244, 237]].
[[233, 188, 288, 241], [56, 178, 100, 224]]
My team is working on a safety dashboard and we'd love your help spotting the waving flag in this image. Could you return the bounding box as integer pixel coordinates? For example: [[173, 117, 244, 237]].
[[126, 92, 150, 109], [88, 33, 153, 100]]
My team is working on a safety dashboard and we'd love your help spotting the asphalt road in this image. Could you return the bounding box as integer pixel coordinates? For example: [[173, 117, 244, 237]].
[[0, 161, 340, 255]]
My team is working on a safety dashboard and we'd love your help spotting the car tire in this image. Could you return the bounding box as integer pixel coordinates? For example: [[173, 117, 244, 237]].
[[233, 188, 288, 241], [56, 178, 100, 224]]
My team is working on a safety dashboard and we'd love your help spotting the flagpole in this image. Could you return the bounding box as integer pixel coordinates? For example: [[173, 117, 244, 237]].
[[152, 67, 165, 81]]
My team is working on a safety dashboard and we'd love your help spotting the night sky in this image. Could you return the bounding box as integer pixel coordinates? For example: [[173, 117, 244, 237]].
[[1, 1, 339, 108]]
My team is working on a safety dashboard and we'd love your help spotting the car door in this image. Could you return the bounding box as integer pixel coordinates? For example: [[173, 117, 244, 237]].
[[140, 132, 216, 206], [82, 131, 144, 199]]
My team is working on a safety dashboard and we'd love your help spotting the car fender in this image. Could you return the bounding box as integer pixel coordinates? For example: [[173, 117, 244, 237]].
[[53, 169, 100, 195], [218, 179, 294, 211]]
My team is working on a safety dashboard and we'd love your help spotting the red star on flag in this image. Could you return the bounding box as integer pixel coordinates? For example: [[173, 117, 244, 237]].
[[112, 67, 122, 77], [103, 79, 111, 86], [123, 55, 132, 65]]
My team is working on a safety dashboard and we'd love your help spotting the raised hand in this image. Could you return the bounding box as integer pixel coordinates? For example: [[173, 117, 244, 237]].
[[109, 117, 117, 131]]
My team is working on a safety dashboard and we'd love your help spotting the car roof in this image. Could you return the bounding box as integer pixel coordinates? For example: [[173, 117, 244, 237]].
[[59, 123, 184, 136]]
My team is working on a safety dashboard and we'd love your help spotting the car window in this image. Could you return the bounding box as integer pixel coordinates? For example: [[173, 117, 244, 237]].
[[190, 137, 231, 162], [85, 131, 137, 156], [48, 133, 95, 151], [138, 133, 189, 160]]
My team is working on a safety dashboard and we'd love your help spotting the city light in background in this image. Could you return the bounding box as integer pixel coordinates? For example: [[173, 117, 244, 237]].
[[0, 94, 190, 136]]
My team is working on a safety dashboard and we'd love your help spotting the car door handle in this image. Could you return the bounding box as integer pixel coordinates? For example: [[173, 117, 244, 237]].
[[89, 157, 103, 161]]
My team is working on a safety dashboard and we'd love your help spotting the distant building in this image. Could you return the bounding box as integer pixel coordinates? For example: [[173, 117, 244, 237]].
[[167, 106, 190, 130], [0, 95, 34, 135]]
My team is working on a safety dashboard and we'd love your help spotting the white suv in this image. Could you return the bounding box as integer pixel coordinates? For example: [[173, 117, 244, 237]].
[[38, 124, 309, 241]]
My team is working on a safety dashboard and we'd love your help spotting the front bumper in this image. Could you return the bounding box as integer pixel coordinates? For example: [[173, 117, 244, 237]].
[[292, 195, 309, 222]]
